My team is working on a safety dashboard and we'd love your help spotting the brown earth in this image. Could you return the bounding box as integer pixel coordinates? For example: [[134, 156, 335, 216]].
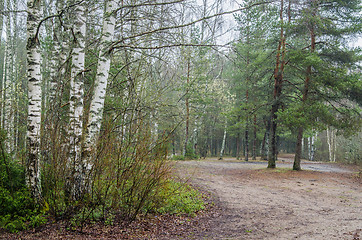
[[1, 155, 361, 239], [175, 156, 362, 240]]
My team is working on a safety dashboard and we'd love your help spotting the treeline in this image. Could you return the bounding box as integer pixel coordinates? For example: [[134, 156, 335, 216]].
[[0, 0, 361, 231]]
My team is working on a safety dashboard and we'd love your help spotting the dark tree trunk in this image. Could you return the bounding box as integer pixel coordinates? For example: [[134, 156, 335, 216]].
[[236, 133, 240, 160], [245, 126, 249, 161], [252, 114, 257, 160], [293, 0, 315, 170], [293, 127, 303, 170], [268, 0, 286, 169]]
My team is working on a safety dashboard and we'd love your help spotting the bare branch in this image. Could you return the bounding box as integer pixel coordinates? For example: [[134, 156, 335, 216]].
[[112, 1, 273, 49]]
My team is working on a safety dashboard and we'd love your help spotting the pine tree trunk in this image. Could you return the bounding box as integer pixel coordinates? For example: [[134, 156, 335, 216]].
[[293, 1, 316, 170], [68, 1, 87, 200], [26, 0, 43, 201], [83, 0, 116, 171], [268, 0, 285, 169], [252, 114, 257, 160], [236, 132, 240, 160], [293, 127, 303, 170]]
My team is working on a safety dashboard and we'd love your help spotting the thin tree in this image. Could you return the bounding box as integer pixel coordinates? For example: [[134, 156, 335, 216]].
[[26, 0, 43, 201]]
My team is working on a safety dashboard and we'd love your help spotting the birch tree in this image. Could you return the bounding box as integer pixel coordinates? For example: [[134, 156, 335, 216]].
[[68, 1, 87, 200], [83, 0, 116, 170], [26, 0, 43, 201]]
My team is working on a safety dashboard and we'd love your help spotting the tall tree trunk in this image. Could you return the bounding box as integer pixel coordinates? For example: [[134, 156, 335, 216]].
[[0, 0, 3, 47], [183, 59, 190, 157], [293, 0, 316, 170], [327, 127, 332, 162], [0, 0, 4, 124], [26, 0, 43, 201], [252, 114, 257, 160], [261, 118, 270, 160], [268, 0, 285, 168], [83, 0, 116, 172], [236, 132, 240, 160], [309, 134, 316, 161], [219, 122, 227, 160], [68, 1, 87, 200], [3, 0, 13, 147]]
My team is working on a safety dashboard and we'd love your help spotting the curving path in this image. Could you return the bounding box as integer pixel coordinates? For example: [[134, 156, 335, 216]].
[[176, 157, 362, 240]]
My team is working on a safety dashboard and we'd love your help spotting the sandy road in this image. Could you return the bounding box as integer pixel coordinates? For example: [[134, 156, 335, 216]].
[[175, 158, 362, 240]]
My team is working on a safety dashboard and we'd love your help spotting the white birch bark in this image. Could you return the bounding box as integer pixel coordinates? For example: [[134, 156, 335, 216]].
[[1, 17, 9, 128], [83, 0, 116, 164], [0, 0, 4, 102], [69, 1, 87, 199], [219, 122, 227, 160], [0, 0, 3, 47], [309, 134, 316, 161], [327, 127, 332, 162], [26, 0, 43, 201], [10, 0, 18, 153], [3, 0, 15, 153]]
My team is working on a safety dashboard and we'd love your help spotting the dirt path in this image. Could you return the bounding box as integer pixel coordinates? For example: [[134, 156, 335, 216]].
[[175, 157, 362, 240]]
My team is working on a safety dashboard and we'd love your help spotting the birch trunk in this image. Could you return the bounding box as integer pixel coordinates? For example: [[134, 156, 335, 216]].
[[69, 1, 87, 200], [83, 0, 116, 170], [308, 134, 316, 161], [327, 127, 332, 162], [0, 0, 3, 123], [0, 0, 3, 47], [10, 0, 18, 153], [3, 1, 13, 146], [26, 0, 43, 201], [219, 123, 227, 160], [1, 12, 9, 128]]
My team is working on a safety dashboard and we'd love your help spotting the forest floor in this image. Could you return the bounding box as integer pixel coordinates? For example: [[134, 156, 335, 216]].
[[1, 154, 361, 239], [174, 154, 362, 240]]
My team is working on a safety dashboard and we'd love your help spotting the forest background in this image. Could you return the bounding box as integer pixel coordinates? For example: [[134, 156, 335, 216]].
[[0, 0, 361, 233]]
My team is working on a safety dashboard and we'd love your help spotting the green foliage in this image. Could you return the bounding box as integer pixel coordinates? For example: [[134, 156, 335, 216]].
[[172, 155, 185, 161], [155, 180, 205, 216], [0, 150, 46, 233], [184, 144, 199, 160]]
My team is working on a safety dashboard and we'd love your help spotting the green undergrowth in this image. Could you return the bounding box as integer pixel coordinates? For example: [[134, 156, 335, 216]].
[[155, 180, 205, 216], [0, 157, 46, 233]]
